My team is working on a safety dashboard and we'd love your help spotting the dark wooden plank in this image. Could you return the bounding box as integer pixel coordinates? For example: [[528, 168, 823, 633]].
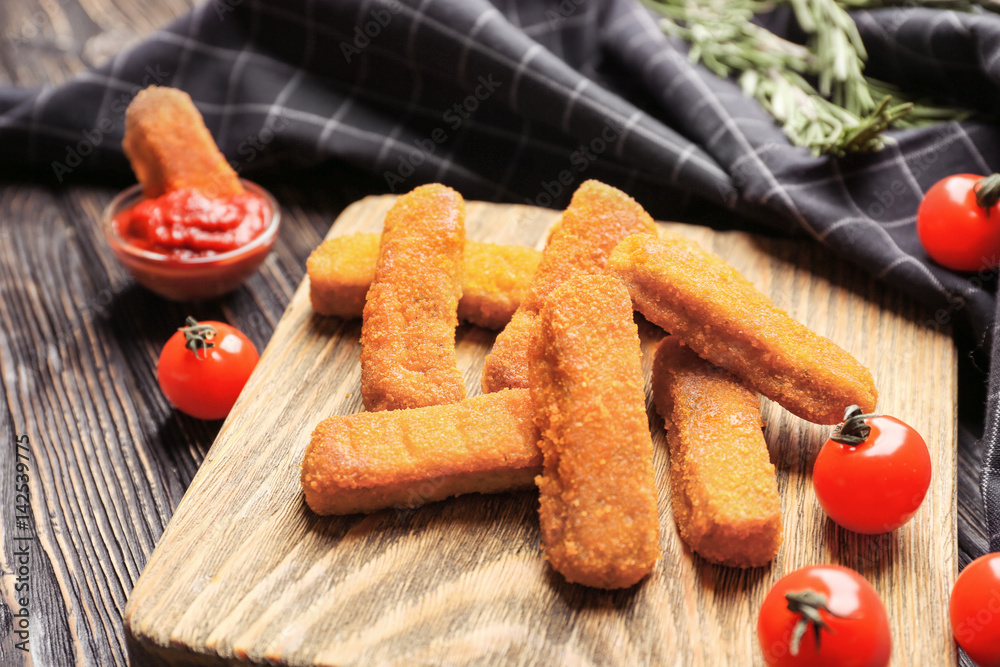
[[0, 1, 986, 665], [0, 0, 197, 85], [0, 165, 382, 666]]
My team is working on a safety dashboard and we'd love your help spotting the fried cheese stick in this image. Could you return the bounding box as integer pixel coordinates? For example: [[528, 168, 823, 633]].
[[461, 240, 540, 330], [360, 184, 466, 411], [122, 86, 244, 199], [301, 389, 541, 515], [652, 337, 782, 568], [481, 180, 658, 393], [307, 233, 541, 329], [529, 274, 660, 589], [609, 233, 878, 424]]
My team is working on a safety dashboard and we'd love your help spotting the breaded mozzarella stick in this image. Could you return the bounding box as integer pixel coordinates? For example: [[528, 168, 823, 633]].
[[301, 389, 540, 515], [307, 233, 540, 329], [481, 180, 658, 393], [529, 274, 661, 589], [652, 337, 783, 568], [360, 184, 466, 411], [122, 86, 244, 199], [609, 233, 878, 424]]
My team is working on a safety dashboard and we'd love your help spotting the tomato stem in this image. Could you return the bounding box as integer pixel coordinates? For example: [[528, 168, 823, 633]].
[[830, 404, 879, 446], [785, 590, 843, 655], [974, 174, 1000, 215], [179, 316, 216, 360]]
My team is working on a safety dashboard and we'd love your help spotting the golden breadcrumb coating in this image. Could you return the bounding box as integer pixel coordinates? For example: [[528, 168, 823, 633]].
[[301, 389, 541, 515], [459, 241, 541, 329], [308, 233, 382, 320], [360, 184, 466, 411], [122, 86, 244, 199], [482, 180, 657, 393], [609, 233, 877, 424], [652, 337, 783, 568], [529, 273, 661, 589], [307, 233, 540, 329]]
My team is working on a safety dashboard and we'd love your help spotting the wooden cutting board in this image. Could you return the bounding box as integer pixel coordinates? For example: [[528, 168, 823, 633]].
[[124, 195, 958, 666]]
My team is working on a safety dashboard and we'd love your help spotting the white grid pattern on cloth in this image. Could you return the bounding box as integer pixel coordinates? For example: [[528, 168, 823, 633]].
[[19, 72, 637, 194], [612, 111, 642, 161], [216, 4, 263, 147], [559, 78, 588, 132], [875, 216, 918, 229], [888, 142, 927, 200], [263, 0, 317, 131], [508, 42, 545, 113], [827, 158, 952, 297], [90, 34, 136, 168], [669, 144, 697, 185], [490, 117, 531, 200], [192, 0, 730, 196], [624, 2, 815, 234], [312, 0, 376, 162], [521, 9, 594, 38], [457, 8, 502, 82], [168, 0, 209, 92], [923, 10, 952, 82], [857, 10, 983, 71], [953, 123, 994, 174], [405, 0, 435, 62], [186, 0, 727, 216], [388, 0, 730, 184], [373, 71, 424, 168], [755, 124, 969, 198]]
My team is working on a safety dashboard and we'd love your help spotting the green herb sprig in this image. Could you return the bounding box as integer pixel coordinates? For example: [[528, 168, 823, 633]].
[[644, 0, 986, 155]]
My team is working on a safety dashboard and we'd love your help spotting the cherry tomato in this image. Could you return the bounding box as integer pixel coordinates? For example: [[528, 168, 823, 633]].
[[813, 406, 931, 534], [757, 564, 891, 667], [916, 173, 1000, 272], [950, 553, 1000, 667], [156, 317, 259, 420]]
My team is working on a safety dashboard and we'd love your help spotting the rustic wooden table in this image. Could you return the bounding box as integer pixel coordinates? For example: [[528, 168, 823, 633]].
[[0, 1, 989, 666]]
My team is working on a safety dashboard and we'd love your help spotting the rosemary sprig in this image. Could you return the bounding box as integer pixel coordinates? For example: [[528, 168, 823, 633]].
[[865, 76, 975, 128], [644, 0, 981, 155]]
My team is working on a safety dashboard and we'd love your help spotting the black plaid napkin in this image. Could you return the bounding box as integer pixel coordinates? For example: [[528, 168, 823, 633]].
[[2, 0, 1000, 552]]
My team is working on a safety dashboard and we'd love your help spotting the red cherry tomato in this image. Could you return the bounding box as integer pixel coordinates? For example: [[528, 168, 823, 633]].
[[757, 564, 891, 667], [813, 406, 931, 534], [156, 317, 259, 420], [916, 173, 1000, 272], [951, 553, 1000, 667]]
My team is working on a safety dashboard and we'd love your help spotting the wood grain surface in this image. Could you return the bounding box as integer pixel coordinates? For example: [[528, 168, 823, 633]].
[[124, 195, 958, 666], [0, 2, 988, 666]]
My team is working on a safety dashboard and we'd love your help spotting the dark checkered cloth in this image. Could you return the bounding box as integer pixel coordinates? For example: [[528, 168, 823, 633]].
[[3, 0, 1000, 551]]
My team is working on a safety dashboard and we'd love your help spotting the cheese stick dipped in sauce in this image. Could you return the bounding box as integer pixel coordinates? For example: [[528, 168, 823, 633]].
[[482, 180, 657, 393], [123, 86, 244, 199], [652, 337, 782, 568], [113, 86, 277, 300], [609, 233, 877, 424], [529, 273, 660, 589], [360, 184, 466, 412]]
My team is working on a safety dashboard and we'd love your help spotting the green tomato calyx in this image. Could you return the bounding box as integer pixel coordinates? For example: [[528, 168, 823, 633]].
[[180, 316, 217, 360], [974, 174, 1000, 214], [830, 404, 880, 446], [785, 589, 844, 655]]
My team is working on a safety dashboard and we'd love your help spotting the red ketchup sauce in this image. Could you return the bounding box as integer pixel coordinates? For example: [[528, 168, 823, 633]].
[[112, 188, 270, 260]]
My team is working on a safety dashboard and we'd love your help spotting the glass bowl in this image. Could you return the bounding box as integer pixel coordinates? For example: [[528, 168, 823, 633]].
[[102, 180, 280, 301]]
